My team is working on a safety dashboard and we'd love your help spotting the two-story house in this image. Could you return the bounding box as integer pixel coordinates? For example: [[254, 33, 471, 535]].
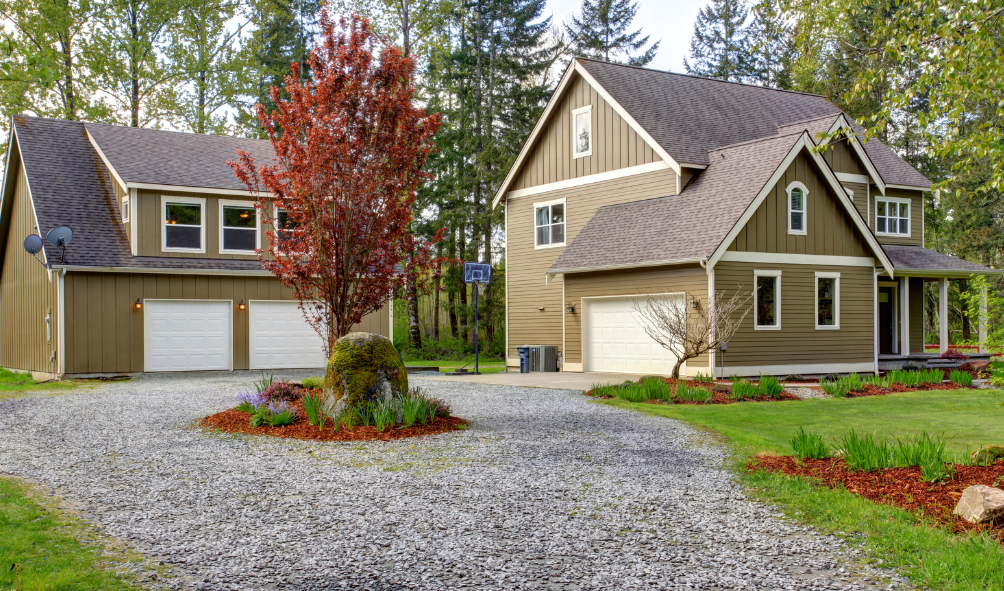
[[0, 116, 390, 378], [497, 59, 998, 377]]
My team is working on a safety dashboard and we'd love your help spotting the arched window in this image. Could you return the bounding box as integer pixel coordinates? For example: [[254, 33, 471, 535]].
[[787, 182, 808, 235]]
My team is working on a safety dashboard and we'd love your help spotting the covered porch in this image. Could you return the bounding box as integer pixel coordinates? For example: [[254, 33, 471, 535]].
[[878, 245, 1000, 370]]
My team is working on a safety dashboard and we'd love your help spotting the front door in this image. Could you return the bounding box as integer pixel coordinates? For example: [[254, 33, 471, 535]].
[[878, 286, 895, 354]]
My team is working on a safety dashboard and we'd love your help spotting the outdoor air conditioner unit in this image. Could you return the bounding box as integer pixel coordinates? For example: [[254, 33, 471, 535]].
[[529, 345, 559, 372]]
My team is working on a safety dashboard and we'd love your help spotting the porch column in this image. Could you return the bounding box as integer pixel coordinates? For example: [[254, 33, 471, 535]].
[[939, 278, 949, 354], [979, 283, 988, 352], [900, 277, 910, 355]]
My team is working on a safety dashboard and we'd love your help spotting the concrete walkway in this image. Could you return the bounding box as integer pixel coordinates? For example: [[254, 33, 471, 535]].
[[421, 370, 646, 390]]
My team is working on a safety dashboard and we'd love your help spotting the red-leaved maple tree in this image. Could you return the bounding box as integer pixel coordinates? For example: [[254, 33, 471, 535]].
[[229, 11, 441, 355]]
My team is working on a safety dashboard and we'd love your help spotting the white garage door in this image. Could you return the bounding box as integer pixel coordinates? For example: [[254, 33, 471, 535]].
[[248, 301, 327, 369], [585, 295, 681, 374], [145, 300, 232, 372]]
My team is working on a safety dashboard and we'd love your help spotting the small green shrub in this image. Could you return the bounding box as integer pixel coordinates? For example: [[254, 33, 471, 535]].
[[302, 376, 324, 389], [820, 378, 850, 398], [261, 380, 301, 402], [731, 378, 757, 400], [840, 430, 895, 472], [887, 369, 943, 387], [892, 432, 954, 482], [640, 377, 673, 401], [755, 375, 784, 399], [683, 386, 712, 402], [615, 383, 647, 403], [694, 372, 714, 383], [791, 427, 829, 459], [863, 374, 888, 388], [949, 370, 973, 387]]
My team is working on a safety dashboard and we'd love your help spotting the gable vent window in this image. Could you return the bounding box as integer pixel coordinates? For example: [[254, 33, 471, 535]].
[[163, 197, 205, 251], [122, 196, 129, 222], [787, 182, 807, 235], [572, 106, 592, 158], [534, 200, 565, 248], [876, 198, 910, 236], [222, 203, 257, 253]]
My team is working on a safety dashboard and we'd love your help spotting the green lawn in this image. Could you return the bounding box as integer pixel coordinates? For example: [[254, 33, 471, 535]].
[[596, 389, 1004, 458], [405, 359, 507, 373], [0, 478, 145, 591], [0, 369, 86, 398]]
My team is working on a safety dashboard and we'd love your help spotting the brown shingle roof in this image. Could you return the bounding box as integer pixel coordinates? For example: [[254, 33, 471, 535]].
[[882, 245, 1000, 275], [84, 121, 274, 191], [549, 132, 803, 272], [576, 59, 930, 188]]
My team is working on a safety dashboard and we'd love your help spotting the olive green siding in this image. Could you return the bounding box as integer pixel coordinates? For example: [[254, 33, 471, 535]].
[[513, 74, 660, 191], [715, 261, 874, 366], [563, 264, 709, 367], [63, 271, 390, 374], [910, 277, 924, 352], [136, 190, 265, 259], [822, 139, 867, 176], [728, 152, 871, 257], [872, 188, 924, 246], [1, 166, 60, 374], [506, 168, 677, 361]]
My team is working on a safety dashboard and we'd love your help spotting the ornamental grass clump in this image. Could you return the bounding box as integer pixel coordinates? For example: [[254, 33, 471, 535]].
[[615, 383, 648, 403], [694, 372, 714, 384], [819, 378, 850, 398], [886, 369, 942, 387], [949, 369, 973, 387], [250, 400, 299, 427], [372, 398, 397, 432], [755, 375, 784, 399], [894, 432, 954, 482], [301, 390, 328, 431], [731, 378, 756, 401], [640, 377, 673, 401], [839, 430, 895, 472], [790, 427, 829, 459]]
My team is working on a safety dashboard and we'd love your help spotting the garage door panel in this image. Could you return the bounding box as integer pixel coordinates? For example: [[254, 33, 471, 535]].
[[145, 301, 232, 372], [249, 301, 327, 369], [585, 296, 680, 374]]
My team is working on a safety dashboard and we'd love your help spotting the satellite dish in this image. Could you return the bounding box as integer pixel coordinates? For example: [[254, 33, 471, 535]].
[[23, 234, 43, 255], [46, 226, 73, 247]]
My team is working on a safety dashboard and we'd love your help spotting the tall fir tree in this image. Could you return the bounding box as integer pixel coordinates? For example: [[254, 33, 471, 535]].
[[745, 0, 793, 88], [563, 0, 659, 66], [684, 0, 753, 82]]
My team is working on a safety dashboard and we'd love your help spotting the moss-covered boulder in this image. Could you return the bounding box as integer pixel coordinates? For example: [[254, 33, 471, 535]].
[[971, 444, 1004, 465], [323, 332, 408, 417]]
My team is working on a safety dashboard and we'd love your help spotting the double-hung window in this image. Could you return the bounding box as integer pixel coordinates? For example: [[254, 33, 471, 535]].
[[787, 182, 807, 235], [220, 200, 258, 253], [876, 197, 910, 236], [534, 199, 565, 248], [162, 196, 205, 252], [274, 207, 304, 252], [754, 270, 781, 329], [815, 272, 840, 329], [572, 105, 592, 158]]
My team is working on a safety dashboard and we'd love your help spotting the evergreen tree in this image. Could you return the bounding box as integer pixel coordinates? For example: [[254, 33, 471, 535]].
[[683, 0, 753, 82], [563, 0, 659, 66], [745, 0, 793, 88]]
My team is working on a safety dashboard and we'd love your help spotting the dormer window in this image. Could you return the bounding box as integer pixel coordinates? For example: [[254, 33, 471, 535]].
[[572, 105, 592, 158], [876, 197, 910, 236], [162, 196, 205, 252], [787, 182, 807, 235], [221, 200, 258, 253]]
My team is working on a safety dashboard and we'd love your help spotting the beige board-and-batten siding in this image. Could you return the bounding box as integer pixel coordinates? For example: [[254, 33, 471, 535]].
[[563, 264, 710, 370], [714, 261, 874, 374], [512, 74, 660, 191], [506, 168, 678, 364], [62, 271, 390, 375], [0, 166, 60, 374]]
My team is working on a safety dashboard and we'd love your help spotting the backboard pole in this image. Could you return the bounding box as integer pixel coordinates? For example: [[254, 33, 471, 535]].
[[474, 283, 480, 375]]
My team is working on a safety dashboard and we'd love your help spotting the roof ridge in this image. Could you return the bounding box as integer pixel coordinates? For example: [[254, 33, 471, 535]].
[[777, 113, 843, 129], [710, 130, 806, 153], [574, 57, 827, 99], [82, 120, 272, 144]]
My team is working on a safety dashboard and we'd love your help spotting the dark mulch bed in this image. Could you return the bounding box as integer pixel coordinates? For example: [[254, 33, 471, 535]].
[[202, 399, 466, 442], [845, 382, 964, 398], [752, 455, 1004, 542]]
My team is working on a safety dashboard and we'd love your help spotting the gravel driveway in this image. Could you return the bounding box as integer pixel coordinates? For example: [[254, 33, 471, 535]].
[[0, 373, 908, 591]]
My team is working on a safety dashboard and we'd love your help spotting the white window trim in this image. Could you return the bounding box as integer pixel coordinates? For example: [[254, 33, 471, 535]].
[[815, 271, 841, 330], [161, 195, 206, 253], [271, 204, 302, 256], [786, 181, 808, 236], [571, 105, 592, 159], [533, 198, 567, 250], [219, 199, 260, 254], [754, 270, 781, 330], [122, 195, 130, 222], [875, 195, 912, 237], [845, 188, 854, 201]]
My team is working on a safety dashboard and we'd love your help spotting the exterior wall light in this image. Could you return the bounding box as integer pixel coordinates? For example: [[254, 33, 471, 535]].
[[691, 298, 700, 309], [566, 302, 575, 313], [134, 298, 142, 310], [238, 300, 246, 311]]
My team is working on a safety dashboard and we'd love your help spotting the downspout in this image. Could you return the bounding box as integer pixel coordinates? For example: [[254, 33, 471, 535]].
[[700, 258, 716, 377], [57, 268, 66, 378], [873, 268, 880, 375]]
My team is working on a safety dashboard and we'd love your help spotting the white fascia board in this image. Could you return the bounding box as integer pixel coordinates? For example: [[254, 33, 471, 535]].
[[834, 172, 871, 184], [548, 257, 706, 275], [52, 265, 274, 276], [825, 115, 886, 195], [129, 182, 267, 197], [84, 128, 128, 194], [7, 126, 51, 275], [886, 183, 932, 191], [506, 161, 669, 199], [891, 268, 1003, 278], [718, 251, 875, 267]]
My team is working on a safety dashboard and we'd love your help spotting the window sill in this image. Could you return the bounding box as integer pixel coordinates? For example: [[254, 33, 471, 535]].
[[221, 250, 257, 255], [815, 325, 840, 330], [875, 232, 911, 238], [788, 230, 807, 236], [534, 242, 566, 250], [573, 150, 592, 159], [754, 325, 781, 331], [163, 247, 206, 253]]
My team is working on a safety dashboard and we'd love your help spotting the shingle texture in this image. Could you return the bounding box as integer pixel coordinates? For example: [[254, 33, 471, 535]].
[[550, 133, 803, 272], [882, 245, 999, 274], [11, 116, 267, 271], [84, 121, 274, 191], [577, 59, 930, 187]]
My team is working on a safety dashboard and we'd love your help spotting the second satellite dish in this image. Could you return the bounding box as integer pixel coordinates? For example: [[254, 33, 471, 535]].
[[23, 234, 43, 254], [46, 226, 73, 246]]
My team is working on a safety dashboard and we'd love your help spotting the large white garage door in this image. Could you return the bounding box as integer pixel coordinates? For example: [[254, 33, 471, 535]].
[[585, 295, 681, 374], [145, 300, 232, 372], [249, 301, 327, 369]]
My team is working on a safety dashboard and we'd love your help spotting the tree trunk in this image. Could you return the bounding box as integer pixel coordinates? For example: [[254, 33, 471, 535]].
[[60, 34, 75, 119], [407, 257, 421, 349], [671, 358, 684, 380], [433, 263, 441, 341]]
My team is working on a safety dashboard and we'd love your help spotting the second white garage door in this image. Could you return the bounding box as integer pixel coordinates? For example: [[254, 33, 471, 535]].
[[585, 295, 681, 374], [248, 301, 327, 369], [145, 300, 232, 372]]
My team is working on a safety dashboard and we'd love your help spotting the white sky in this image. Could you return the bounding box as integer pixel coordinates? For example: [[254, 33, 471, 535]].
[[545, 0, 708, 72]]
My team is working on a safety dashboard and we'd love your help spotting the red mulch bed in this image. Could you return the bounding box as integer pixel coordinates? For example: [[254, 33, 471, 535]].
[[201, 399, 466, 442], [844, 382, 964, 398], [586, 377, 801, 405], [753, 455, 1004, 542]]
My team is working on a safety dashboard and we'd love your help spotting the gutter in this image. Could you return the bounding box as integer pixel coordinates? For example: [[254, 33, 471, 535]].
[[51, 265, 274, 277], [548, 257, 708, 276]]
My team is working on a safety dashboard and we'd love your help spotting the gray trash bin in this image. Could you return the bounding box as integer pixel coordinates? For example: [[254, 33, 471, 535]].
[[517, 346, 531, 373]]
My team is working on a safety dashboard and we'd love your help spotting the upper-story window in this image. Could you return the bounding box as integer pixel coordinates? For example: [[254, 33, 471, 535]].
[[572, 105, 592, 158], [162, 196, 205, 252], [274, 207, 305, 252], [221, 201, 258, 253], [122, 196, 130, 222], [876, 197, 910, 236], [786, 182, 807, 235], [534, 199, 565, 248]]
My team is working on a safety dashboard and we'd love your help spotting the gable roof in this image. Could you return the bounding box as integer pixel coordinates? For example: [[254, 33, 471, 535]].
[[1, 116, 268, 272], [84, 121, 274, 192], [550, 130, 894, 275], [883, 245, 1000, 277]]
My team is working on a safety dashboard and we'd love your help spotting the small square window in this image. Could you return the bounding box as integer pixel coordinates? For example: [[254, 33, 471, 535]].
[[876, 198, 910, 236], [534, 201, 565, 248], [573, 107, 591, 158]]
